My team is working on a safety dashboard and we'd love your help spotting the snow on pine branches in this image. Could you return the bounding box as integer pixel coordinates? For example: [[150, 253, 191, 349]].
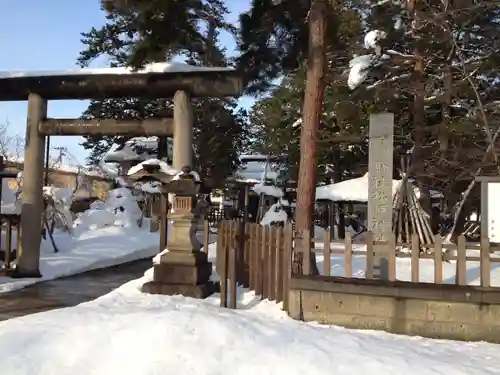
[[347, 1, 408, 90]]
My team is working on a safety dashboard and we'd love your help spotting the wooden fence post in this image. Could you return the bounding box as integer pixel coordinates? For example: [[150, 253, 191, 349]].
[[253, 223, 260, 292], [267, 227, 276, 300], [433, 234, 443, 283], [302, 229, 311, 276], [411, 234, 419, 283], [220, 222, 228, 308], [323, 229, 331, 276], [229, 246, 237, 309], [388, 234, 396, 281], [216, 222, 224, 276], [243, 222, 251, 287], [456, 235, 467, 285], [275, 226, 284, 302], [344, 232, 352, 277], [257, 225, 266, 296], [365, 231, 374, 279], [282, 224, 293, 312], [248, 224, 255, 290], [480, 236, 490, 287]]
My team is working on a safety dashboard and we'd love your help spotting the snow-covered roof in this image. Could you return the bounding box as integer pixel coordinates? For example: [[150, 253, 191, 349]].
[[235, 154, 284, 183], [7, 157, 108, 178], [104, 137, 163, 163], [316, 173, 443, 202], [127, 159, 178, 176], [252, 183, 283, 198], [315, 173, 402, 202], [0, 62, 235, 79], [236, 161, 274, 182]]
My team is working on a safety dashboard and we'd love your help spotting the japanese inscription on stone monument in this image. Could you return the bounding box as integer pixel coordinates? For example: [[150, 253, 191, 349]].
[[368, 113, 394, 280]]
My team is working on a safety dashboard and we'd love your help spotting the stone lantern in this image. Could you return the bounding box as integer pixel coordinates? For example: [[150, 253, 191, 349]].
[[130, 163, 213, 298]]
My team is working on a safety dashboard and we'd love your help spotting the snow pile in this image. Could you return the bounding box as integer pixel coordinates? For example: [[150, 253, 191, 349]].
[[260, 203, 288, 226], [73, 188, 143, 236], [316, 173, 401, 202], [1, 256, 500, 375]]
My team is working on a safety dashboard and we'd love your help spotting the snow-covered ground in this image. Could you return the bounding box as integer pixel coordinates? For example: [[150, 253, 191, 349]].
[[0, 242, 499, 375], [0, 226, 159, 294], [1, 183, 499, 374], [0, 186, 161, 293]]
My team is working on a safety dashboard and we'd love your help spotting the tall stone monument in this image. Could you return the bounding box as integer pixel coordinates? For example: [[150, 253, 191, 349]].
[[367, 113, 394, 280]]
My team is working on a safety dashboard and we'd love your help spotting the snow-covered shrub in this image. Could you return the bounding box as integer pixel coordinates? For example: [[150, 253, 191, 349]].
[[43, 186, 74, 231], [73, 187, 143, 236]]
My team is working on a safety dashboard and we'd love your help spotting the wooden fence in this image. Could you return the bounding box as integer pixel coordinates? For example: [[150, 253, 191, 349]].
[[217, 221, 293, 310], [314, 231, 497, 287], [217, 219, 499, 309]]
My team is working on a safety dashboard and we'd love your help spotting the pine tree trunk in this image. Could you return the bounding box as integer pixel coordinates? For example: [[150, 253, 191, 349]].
[[293, 0, 326, 276]]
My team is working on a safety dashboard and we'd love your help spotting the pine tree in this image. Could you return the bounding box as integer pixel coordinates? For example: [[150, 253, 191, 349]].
[[241, 0, 376, 186], [249, 72, 369, 184], [77, 0, 249, 186], [237, 0, 362, 93], [346, 0, 500, 235]]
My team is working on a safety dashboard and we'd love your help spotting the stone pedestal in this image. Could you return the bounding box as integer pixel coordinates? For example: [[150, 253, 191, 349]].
[[142, 197, 215, 298]]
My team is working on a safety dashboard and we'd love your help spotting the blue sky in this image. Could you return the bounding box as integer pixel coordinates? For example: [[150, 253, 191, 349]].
[[0, 0, 253, 164]]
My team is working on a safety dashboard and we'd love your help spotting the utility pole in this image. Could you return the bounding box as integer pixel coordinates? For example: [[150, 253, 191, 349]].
[[294, 0, 327, 275]]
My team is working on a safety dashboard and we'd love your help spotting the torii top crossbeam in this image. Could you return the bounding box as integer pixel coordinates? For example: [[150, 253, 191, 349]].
[[0, 62, 243, 101]]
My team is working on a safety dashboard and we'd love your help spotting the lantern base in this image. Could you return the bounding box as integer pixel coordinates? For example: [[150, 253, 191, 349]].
[[141, 252, 214, 299], [141, 280, 216, 299]]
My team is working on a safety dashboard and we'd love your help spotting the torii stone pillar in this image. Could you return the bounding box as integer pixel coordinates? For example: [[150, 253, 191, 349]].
[[172, 90, 193, 169], [160, 90, 193, 251], [17, 93, 47, 277]]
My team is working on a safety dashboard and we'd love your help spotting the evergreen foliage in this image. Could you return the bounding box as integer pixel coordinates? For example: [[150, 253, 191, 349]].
[[78, 0, 249, 186]]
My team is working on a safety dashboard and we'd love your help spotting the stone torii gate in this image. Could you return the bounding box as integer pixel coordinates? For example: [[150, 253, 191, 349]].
[[0, 65, 242, 277]]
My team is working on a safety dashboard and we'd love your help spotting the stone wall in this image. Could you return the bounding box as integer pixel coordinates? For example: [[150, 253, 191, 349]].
[[288, 275, 500, 343]]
